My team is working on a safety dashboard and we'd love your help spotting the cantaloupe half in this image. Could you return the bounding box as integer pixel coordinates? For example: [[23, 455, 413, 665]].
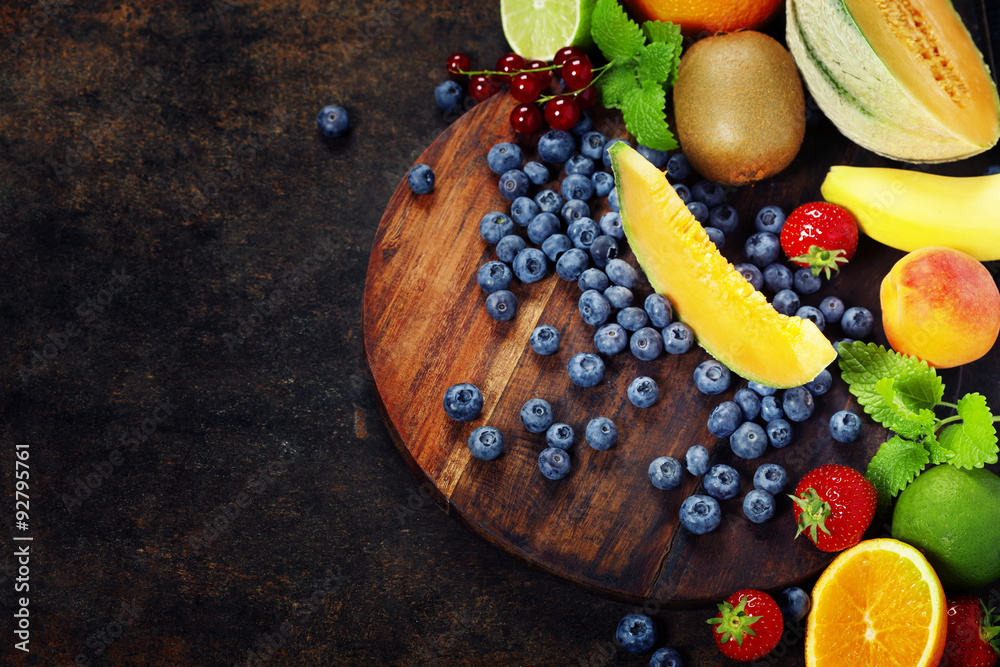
[[609, 143, 836, 388]]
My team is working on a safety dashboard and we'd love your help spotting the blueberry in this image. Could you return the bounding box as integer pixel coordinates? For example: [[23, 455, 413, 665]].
[[599, 212, 624, 240], [649, 647, 684, 667], [594, 323, 628, 355], [512, 248, 547, 283], [523, 161, 548, 185], [608, 188, 619, 212], [830, 410, 862, 443], [743, 489, 776, 523], [755, 205, 786, 234], [819, 296, 845, 324], [567, 217, 599, 250], [783, 386, 815, 422], [443, 383, 483, 422], [673, 183, 692, 204], [408, 164, 435, 195], [589, 235, 619, 269], [579, 289, 612, 326], [585, 416, 617, 450], [735, 263, 764, 291], [772, 289, 801, 316], [564, 154, 595, 177], [709, 205, 739, 234], [570, 111, 592, 136], [694, 360, 731, 395], [985, 165, 1000, 176], [526, 212, 561, 245], [734, 388, 761, 421], [705, 227, 725, 249], [434, 80, 464, 112], [591, 171, 614, 197], [708, 401, 742, 438], [529, 325, 561, 355], [578, 268, 610, 292], [793, 268, 822, 295], [763, 263, 793, 292], [662, 322, 694, 354], [760, 395, 784, 422], [692, 180, 725, 207], [687, 201, 709, 223], [616, 613, 657, 655], [477, 261, 513, 294], [604, 285, 634, 309], [568, 353, 605, 388], [637, 144, 670, 168], [468, 426, 504, 461], [520, 398, 554, 434], [538, 447, 571, 480], [561, 198, 590, 224], [485, 290, 517, 321], [316, 104, 349, 137], [510, 196, 539, 226], [602, 138, 628, 170], [648, 456, 682, 490], [748, 381, 778, 397], [766, 419, 792, 448], [487, 142, 523, 175], [541, 234, 573, 262], [538, 130, 575, 164], [685, 445, 710, 476], [630, 327, 663, 361], [499, 169, 529, 201], [546, 423, 574, 450], [534, 188, 563, 214], [796, 305, 826, 331], [644, 294, 673, 328], [555, 248, 590, 281], [805, 369, 832, 395], [606, 258, 638, 288], [778, 587, 812, 623], [745, 232, 781, 267], [666, 153, 692, 180], [617, 307, 649, 331], [580, 131, 607, 161], [730, 422, 768, 459], [679, 494, 722, 534], [754, 463, 787, 494], [704, 464, 741, 500], [496, 235, 526, 264], [841, 307, 874, 338], [480, 212, 515, 244], [628, 376, 659, 408]]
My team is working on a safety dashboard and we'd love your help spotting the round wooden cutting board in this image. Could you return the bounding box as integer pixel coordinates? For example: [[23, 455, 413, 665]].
[[362, 89, 922, 605]]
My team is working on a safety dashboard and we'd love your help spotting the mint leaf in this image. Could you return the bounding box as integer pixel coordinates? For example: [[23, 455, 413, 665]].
[[638, 42, 676, 86], [591, 0, 645, 61], [893, 367, 945, 412], [597, 63, 639, 109], [866, 435, 929, 500], [642, 20, 681, 45], [872, 377, 937, 440], [622, 82, 677, 151], [938, 393, 999, 469], [923, 433, 954, 465]]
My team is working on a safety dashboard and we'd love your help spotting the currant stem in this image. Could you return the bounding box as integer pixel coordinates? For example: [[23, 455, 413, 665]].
[[536, 63, 612, 104], [456, 63, 562, 77]]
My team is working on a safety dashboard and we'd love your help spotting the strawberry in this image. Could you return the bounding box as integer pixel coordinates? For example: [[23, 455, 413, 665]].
[[779, 202, 859, 278], [707, 589, 783, 662], [941, 596, 1000, 667], [790, 464, 877, 552]]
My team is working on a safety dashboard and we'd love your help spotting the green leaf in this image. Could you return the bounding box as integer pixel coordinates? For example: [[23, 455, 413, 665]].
[[865, 436, 930, 500], [642, 19, 681, 45], [622, 81, 678, 151], [893, 367, 945, 412], [871, 377, 937, 440], [938, 393, 999, 469], [922, 433, 954, 465], [597, 63, 639, 109], [591, 0, 646, 62], [637, 42, 676, 86]]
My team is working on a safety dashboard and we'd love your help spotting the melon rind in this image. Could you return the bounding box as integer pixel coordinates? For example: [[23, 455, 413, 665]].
[[786, 0, 999, 163]]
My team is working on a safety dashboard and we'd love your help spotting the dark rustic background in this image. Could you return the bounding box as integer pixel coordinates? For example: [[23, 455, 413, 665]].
[[0, 1, 997, 665]]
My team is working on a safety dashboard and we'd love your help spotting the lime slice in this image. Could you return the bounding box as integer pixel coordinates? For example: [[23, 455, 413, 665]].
[[501, 0, 596, 62]]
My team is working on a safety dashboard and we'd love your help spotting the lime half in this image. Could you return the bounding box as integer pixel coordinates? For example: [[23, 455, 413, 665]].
[[501, 0, 596, 62]]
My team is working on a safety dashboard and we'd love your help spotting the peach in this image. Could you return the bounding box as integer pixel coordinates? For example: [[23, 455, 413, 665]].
[[880, 247, 1000, 368]]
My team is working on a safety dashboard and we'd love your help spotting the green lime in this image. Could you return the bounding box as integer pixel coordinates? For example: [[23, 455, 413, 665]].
[[891, 465, 1000, 592], [501, 0, 596, 62]]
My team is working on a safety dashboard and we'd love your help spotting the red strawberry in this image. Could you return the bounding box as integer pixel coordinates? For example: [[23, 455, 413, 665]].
[[790, 464, 877, 552], [780, 202, 859, 278], [707, 589, 783, 662], [941, 596, 1000, 667]]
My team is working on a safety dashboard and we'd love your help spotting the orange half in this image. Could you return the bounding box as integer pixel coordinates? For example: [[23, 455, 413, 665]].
[[806, 538, 947, 667]]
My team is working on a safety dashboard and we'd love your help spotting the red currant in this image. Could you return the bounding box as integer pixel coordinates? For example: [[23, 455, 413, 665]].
[[447, 52, 471, 78], [494, 52, 527, 82], [511, 73, 543, 102], [469, 74, 500, 102], [510, 104, 542, 134], [553, 46, 585, 67], [574, 85, 597, 110], [544, 96, 580, 131], [561, 56, 593, 90], [527, 59, 552, 88]]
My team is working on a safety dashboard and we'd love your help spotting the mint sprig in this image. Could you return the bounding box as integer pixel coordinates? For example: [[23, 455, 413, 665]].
[[837, 341, 1000, 502], [590, 0, 682, 151]]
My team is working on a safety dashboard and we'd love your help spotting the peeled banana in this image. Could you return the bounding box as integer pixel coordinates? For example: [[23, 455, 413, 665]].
[[820, 166, 1000, 261]]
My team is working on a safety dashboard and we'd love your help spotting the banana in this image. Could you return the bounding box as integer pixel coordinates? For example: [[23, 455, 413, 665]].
[[820, 166, 1000, 261]]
